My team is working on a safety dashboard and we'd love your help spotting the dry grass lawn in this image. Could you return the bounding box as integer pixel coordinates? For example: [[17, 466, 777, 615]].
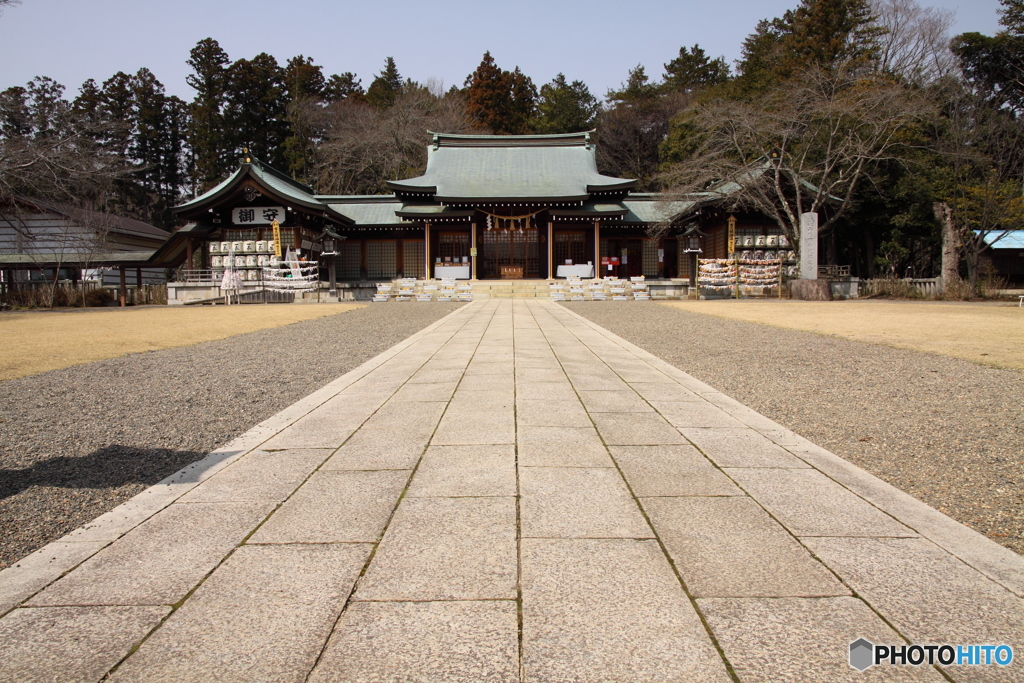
[[662, 299, 1024, 371], [0, 303, 364, 380]]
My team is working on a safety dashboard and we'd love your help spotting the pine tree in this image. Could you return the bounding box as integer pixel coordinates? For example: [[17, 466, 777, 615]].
[[323, 72, 364, 102], [535, 74, 597, 134], [953, 0, 1024, 113], [366, 57, 403, 109], [663, 45, 730, 93], [733, 15, 795, 94], [185, 38, 230, 190], [605, 65, 659, 107]]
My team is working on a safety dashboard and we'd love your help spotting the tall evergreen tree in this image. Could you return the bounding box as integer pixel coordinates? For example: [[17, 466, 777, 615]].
[[535, 74, 597, 134], [366, 57, 403, 109], [663, 45, 731, 94], [605, 65, 660, 106], [463, 52, 537, 134], [185, 38, 230, 190], [953, 0, 1024, 113], [130, 69, 186, 224], [0, 85, 32, 137], [223, 52, 288, 168], [781, 0, 883, 73], [733, 15, 794, 94], [598, 65, 684, 189], [284, 55, 326, 101], [323, 72, 365, 102], [99, 72, 134, 165]]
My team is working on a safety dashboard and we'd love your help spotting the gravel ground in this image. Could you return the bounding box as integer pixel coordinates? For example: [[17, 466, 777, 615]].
[[564, 302, 1024, 557], [0, 303, 461, 569]]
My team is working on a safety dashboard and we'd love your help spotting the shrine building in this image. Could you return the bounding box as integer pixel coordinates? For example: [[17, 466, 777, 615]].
[[154, 132, 799, 302]]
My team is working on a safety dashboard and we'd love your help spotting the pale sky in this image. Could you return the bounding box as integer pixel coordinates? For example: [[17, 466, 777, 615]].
[[0, 0, 1006, 102]]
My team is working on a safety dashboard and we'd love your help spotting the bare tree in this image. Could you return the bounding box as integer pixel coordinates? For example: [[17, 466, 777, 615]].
[[596, 91, 691, 190], [0, 0, 21, 16], [296, 88, 482, 195], [932, 84, 1024, 292], [659, 67, 929, 255], [871, 0, 957, 85]]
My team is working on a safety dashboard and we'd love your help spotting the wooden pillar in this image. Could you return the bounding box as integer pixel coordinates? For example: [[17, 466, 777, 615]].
[[360, 239, 367, 281], [185, 239, 194, 272], [547, 220, 553, 279], [328, 253, 337, 296], [471, 220, 478, 280], [594, 220, 601, 276], [118, 267, 126, 307], [424, 222, 431, 280], [136, 268, 142, 287]]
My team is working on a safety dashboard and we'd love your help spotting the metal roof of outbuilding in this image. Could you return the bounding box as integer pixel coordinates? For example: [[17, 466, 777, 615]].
[[978, 230, 1024, 249]]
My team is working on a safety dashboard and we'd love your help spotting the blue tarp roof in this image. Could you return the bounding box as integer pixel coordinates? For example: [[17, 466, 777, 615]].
[[977, 230, 1024, 249]]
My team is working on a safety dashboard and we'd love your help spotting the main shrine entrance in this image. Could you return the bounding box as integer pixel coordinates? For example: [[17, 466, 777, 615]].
[[481, 224, 540, 278]]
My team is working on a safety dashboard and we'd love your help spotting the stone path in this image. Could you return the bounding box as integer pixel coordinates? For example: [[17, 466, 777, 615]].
[[1, 299, 1022, 682]]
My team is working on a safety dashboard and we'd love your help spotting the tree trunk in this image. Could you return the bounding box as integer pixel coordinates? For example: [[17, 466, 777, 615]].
[[865, 230, 876, 278], [964, 242, 980, 295], [934, 201, 958, 291]]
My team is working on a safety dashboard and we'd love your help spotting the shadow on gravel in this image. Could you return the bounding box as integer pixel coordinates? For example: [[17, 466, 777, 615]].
[[0, 445, 205, 500]]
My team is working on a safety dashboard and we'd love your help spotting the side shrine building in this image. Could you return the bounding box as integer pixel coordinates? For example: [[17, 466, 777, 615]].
[[155, 132, 802, 302]]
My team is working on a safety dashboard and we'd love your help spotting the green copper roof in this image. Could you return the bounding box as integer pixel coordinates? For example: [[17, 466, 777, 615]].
[[320, 196, 405, 226], [387, 133, 635, 202], [621, 195, 696, 223], [549, 201, 628, 218], [395, 204, 474, 219], [173, 156, 351, 223]]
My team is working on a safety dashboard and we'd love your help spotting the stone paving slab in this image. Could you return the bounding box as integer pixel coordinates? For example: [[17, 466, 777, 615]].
[[521, 537, 730, 682], [28, 501, 274, 606], [805, 536, 1024, 681], [520, 467, 652, 539], [643, 496, 849, 598], [3, 298, 1023, 682], [309, 600, 519, 683], [178, 448, 330, 503], [699, 597, 946, 682], [609, 444, 742, 497], [727, 467, 917, 537], [109, 543, 370, 683], [0, 605, 170, 683], [682, 427, 811, 468], [355, 496, 517, 601], [248, 470, 409, 544], [407, 444, 516, 497]]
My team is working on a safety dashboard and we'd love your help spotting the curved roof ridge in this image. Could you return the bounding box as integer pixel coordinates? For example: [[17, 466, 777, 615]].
[[428, 131, 595, 148]]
